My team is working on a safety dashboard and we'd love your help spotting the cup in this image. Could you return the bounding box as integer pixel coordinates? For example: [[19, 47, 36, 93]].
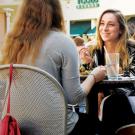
[[105, 53, 119, 80]]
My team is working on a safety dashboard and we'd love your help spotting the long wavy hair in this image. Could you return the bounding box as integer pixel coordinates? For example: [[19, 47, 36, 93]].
[[0, 0, 65, 64], [96, 9, 129, 69]]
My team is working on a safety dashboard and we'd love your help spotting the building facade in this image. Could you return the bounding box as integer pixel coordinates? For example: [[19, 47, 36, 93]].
[[61, 0, 135, 37], [0, 0, 135, 44]]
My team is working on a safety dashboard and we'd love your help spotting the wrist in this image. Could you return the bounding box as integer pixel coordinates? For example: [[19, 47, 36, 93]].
[[89, 73, 97, 83]]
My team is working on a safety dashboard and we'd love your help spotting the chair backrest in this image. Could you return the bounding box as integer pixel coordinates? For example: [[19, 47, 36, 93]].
[[0, 64, 67, 135], [99, 94, 135, 135], [115, 124, 135, 135], [115, 96, 135, 135]]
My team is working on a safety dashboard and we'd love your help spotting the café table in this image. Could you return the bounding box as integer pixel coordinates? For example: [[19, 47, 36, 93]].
[[81, 75, 135, 135]]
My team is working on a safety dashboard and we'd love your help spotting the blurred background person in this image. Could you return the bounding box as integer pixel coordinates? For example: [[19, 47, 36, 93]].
[[74, 36, 85, 52]]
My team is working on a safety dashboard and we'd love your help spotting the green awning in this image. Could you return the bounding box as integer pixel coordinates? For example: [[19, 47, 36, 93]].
[[70, 21, 96, 36], [86, 27, 96, 35]]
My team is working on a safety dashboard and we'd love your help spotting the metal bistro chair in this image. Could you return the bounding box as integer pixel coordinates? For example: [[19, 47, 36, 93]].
[[0, 64, 67, 135]]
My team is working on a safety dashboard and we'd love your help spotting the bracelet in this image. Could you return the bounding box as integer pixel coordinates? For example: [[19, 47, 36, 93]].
[[89, 73, 97, 83]]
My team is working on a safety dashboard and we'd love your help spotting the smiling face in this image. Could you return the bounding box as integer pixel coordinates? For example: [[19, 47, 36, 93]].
[[96, 9, 129, 69], [99, 13, 121, 44]]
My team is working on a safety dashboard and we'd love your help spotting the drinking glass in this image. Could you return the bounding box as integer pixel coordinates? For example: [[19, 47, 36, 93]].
[[105, 53, 119, 80]]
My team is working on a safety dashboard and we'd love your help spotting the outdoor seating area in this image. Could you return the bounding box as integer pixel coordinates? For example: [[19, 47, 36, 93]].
[[0, 0, 135, 135]]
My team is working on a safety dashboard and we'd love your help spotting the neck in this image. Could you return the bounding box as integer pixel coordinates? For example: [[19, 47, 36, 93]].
[[104, 41, 118, 53]]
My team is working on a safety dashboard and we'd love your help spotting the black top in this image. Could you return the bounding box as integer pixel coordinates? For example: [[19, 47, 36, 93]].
[[93, 40, 135, 76], [92, 40, 135, 95]]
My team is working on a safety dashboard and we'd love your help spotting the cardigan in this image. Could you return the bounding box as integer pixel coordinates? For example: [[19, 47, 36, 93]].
[[34, 30, 86, 133]]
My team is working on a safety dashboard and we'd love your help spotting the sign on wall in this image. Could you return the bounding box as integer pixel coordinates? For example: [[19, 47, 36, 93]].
[[76, 0, 99, 9], [0, 0, 20, 4]]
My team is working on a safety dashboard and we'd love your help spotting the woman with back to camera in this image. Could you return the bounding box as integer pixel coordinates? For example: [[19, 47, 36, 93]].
[[0, 0, 106, 134], [91, 9, 135, 135]]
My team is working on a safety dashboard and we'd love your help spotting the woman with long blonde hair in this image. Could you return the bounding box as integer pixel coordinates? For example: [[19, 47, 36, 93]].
[[0, 0, 106, 134], [95, 9, 129, 70], [92, 9, 135, 135]]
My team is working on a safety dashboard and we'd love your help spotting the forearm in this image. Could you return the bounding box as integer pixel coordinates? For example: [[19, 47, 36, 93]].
[[81, 66, 106, 95], [81, 74, 96, 95]]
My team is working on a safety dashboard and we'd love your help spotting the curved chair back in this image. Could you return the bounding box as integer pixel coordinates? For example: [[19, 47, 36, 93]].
[[115, 96, 135, 135], [0, 64, 67, 135], [115, 124, 135, 135]]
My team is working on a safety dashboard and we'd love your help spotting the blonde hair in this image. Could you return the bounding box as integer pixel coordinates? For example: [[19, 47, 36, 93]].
[[96, 9, 129, 69], [1, 0, 65, 64]]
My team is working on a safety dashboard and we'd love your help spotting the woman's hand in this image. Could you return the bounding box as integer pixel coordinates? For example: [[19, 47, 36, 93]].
[[79, 48, 93, 64], [90, 66, 106, 82], [82, 65, 106, 95]]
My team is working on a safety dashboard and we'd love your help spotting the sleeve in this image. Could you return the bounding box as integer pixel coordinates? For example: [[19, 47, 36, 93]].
[[60, 37, 86, 104], [128, 42, 135, 76]]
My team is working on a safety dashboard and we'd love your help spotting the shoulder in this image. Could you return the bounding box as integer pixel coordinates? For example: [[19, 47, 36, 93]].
[[45, 31, 76, 49], [127, 39, 135, 49], [42, 30, 78, 57], [50, 31, 75, 44], [127, 40, 135, 55]]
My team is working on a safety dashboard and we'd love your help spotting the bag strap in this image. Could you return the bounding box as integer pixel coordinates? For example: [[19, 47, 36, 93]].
[[7, 64, 13, 113], [1, 64, 13, 117]]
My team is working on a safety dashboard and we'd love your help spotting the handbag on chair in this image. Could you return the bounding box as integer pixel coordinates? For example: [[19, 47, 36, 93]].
[[0, 64, 21, 135]]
